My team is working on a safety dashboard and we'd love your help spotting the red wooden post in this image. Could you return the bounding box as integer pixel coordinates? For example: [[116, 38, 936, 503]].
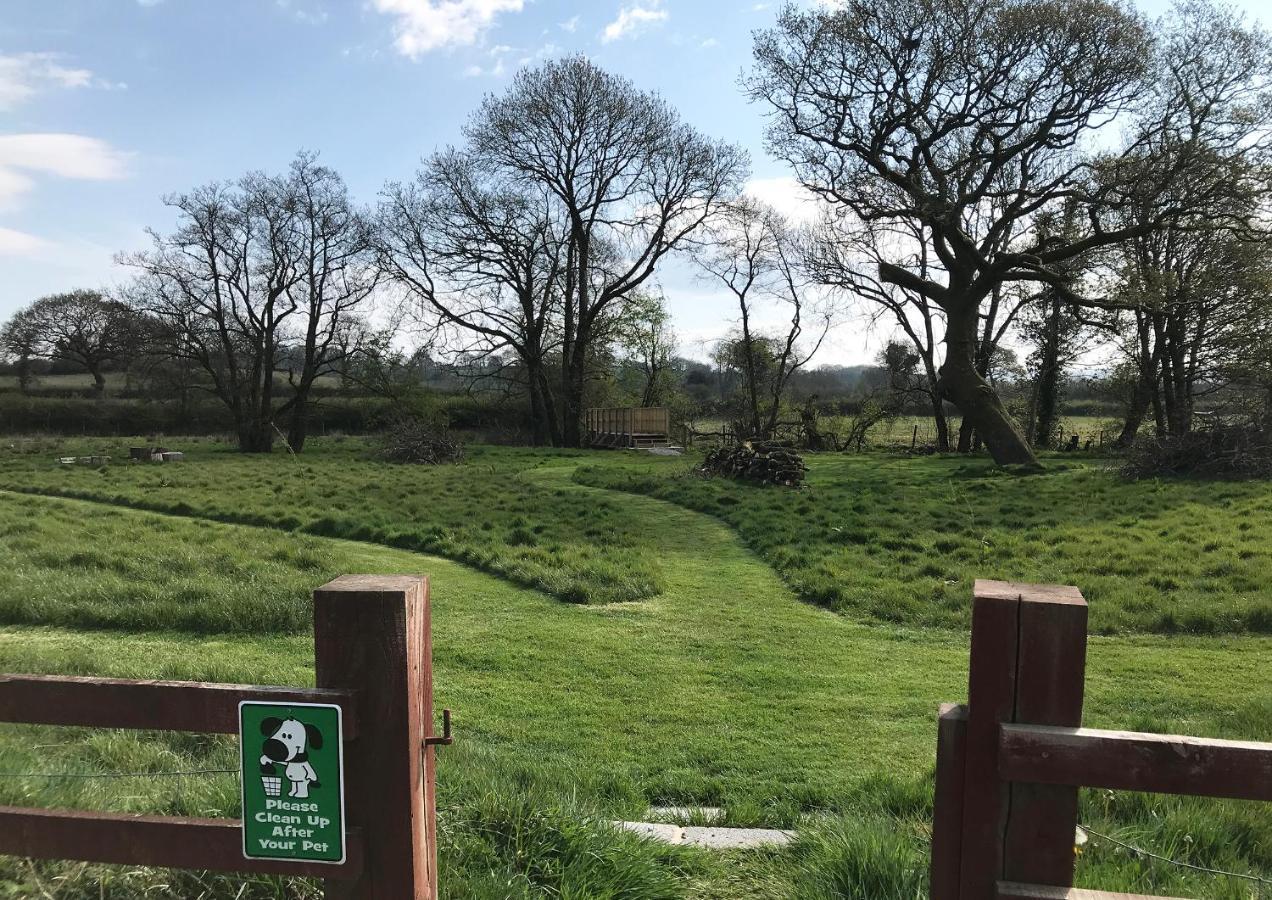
[[930, 702, 969, 900], [959, 580, 1087, 898], [1003, 587, 1088, 887], [314, 575, 436, 900]]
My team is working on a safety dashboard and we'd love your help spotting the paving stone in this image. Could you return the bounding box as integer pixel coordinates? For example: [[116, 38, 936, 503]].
[[612, 821, 684, 843], [681, 826, 796, 849]]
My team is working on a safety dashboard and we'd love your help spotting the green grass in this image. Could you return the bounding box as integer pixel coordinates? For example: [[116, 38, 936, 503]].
[[0, 442, 1269, 896], [576, 452, 1272, 635], [0, 437, 661, 605]]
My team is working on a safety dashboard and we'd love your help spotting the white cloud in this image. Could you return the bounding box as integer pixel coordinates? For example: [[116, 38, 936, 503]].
[[601, 2, 668, 43], [559, 15, 580, 33], [0, 52, 113, 111], [276, 0, 329, 25], [372, 0, 524, 57], [0, 226, 51, 257], [744, 175, 821, 223], [700, 37, 718, 48], [0, 134, 131, 211]]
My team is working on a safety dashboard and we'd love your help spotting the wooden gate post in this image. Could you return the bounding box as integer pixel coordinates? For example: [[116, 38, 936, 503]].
[[930, 702, 969, 900], [314, 575, 436, 900], [958, 580, 1087, 899]]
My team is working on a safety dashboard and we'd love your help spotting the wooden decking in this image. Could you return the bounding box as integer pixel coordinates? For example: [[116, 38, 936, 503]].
[[585, 407, 671, 449]]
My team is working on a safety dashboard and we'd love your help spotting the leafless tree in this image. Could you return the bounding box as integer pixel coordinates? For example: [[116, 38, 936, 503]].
[[749, 0, 1270, 466], [697, 198, 831, 439], [0, 289, 141, 396], [465, 56, 748, 446], [809, 218, 953, 450], [378, 148, 567, 446], [121, 152, 378, 452]]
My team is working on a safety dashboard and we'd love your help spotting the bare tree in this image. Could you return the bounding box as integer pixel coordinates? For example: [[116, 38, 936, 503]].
[[749, 0, 1270, 466], [697, 198, 831, 439], [809, 218, 952, 450], [465, 56, 748, 446], [378, 148, 567, 446], [0, 290, 140, 396], [121, 153, 377, 453]]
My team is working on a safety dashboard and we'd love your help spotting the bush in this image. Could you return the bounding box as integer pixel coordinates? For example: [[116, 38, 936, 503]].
[[1122, 427, 1272, 479]]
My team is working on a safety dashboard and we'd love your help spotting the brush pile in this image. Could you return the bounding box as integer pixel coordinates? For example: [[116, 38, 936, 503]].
[[700, 441, 807, 486], [380, 415, 465, 465], [1122, 427, 1272, 479]]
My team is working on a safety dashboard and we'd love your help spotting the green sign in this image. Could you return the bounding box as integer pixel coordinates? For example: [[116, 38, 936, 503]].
[[239, 701, 346, 864]]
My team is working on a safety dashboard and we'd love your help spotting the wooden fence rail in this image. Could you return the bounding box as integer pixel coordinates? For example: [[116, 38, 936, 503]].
[[931, 579, 1272, 900], [0, 574, 439, 899]]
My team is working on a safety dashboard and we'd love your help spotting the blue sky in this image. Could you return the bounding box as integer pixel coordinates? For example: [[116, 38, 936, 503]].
[[1, 0, 1267, 365]]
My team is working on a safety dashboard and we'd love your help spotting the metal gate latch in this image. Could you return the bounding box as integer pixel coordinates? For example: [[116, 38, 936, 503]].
[[424, 708, 453, 747]]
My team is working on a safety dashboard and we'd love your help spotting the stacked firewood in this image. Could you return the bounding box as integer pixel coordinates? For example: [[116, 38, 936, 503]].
[[700, 441, 807, 486], [380, 416, 465, 464]]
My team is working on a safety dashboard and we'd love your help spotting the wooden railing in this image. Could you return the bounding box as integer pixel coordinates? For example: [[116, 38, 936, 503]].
[[585, 407, 670, 446], [931, 579, 1272, 900], [0, 574, 440, 899]]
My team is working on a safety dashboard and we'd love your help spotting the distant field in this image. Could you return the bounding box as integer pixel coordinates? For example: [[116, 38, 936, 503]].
[[683, 414, 1120, 448], [0, 372, 345, 393]]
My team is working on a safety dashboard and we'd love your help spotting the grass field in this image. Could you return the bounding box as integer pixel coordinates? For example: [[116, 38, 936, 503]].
[[0, 439, 1269, 897], [577, 453, 1272, 635]]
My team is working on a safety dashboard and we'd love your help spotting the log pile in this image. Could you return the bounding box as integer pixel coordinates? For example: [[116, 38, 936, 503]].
[[700, 441, 807, 486], [1122, 427, 1272, 479], [380, 416, 465, 464]]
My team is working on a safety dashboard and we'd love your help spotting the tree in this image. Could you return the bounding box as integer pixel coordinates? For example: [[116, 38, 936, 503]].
[[378, 148, 567, 446], [697, 198, 831, 439], [0, 290, 140, 396], [122, 152, 377, 453], [614, 290, 678, 408], [749, 0, 1270, 466], [810, 218, 952, 450], [465, 56, 747, 446], [0, 308, 40, 394]]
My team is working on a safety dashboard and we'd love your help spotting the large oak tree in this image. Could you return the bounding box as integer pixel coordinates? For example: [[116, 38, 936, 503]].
[[749, 0, 1269, 465]]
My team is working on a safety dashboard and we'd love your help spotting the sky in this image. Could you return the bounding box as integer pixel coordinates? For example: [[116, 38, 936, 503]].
[[1, 0, 1268, 367]]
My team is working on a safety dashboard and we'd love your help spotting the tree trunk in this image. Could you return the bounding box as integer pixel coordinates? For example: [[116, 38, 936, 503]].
[[238, 419, 275, 453], [16, 355, 33, 394], [1117, 317, 1157, 448], [940, 305, 1039, 467], [527, 366, 551, 447], [90, 367, 107, 398], [561, 342, 587, 448], [287, 398, 310, 453], [931, 395, 951, 452]]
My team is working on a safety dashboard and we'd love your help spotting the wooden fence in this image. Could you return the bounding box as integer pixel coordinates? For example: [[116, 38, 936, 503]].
[[931, 579, 1272, 900], [0, 574, 441, 899]]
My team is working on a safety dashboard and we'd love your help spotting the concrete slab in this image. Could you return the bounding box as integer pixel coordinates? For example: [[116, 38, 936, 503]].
[[612, 820, 797, 850], [613, 821, 684, 843], [681, 826, 796, 849]]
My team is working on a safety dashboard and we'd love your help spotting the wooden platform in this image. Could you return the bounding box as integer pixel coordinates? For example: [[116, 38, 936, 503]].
[[585, 407, 670, 449]]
